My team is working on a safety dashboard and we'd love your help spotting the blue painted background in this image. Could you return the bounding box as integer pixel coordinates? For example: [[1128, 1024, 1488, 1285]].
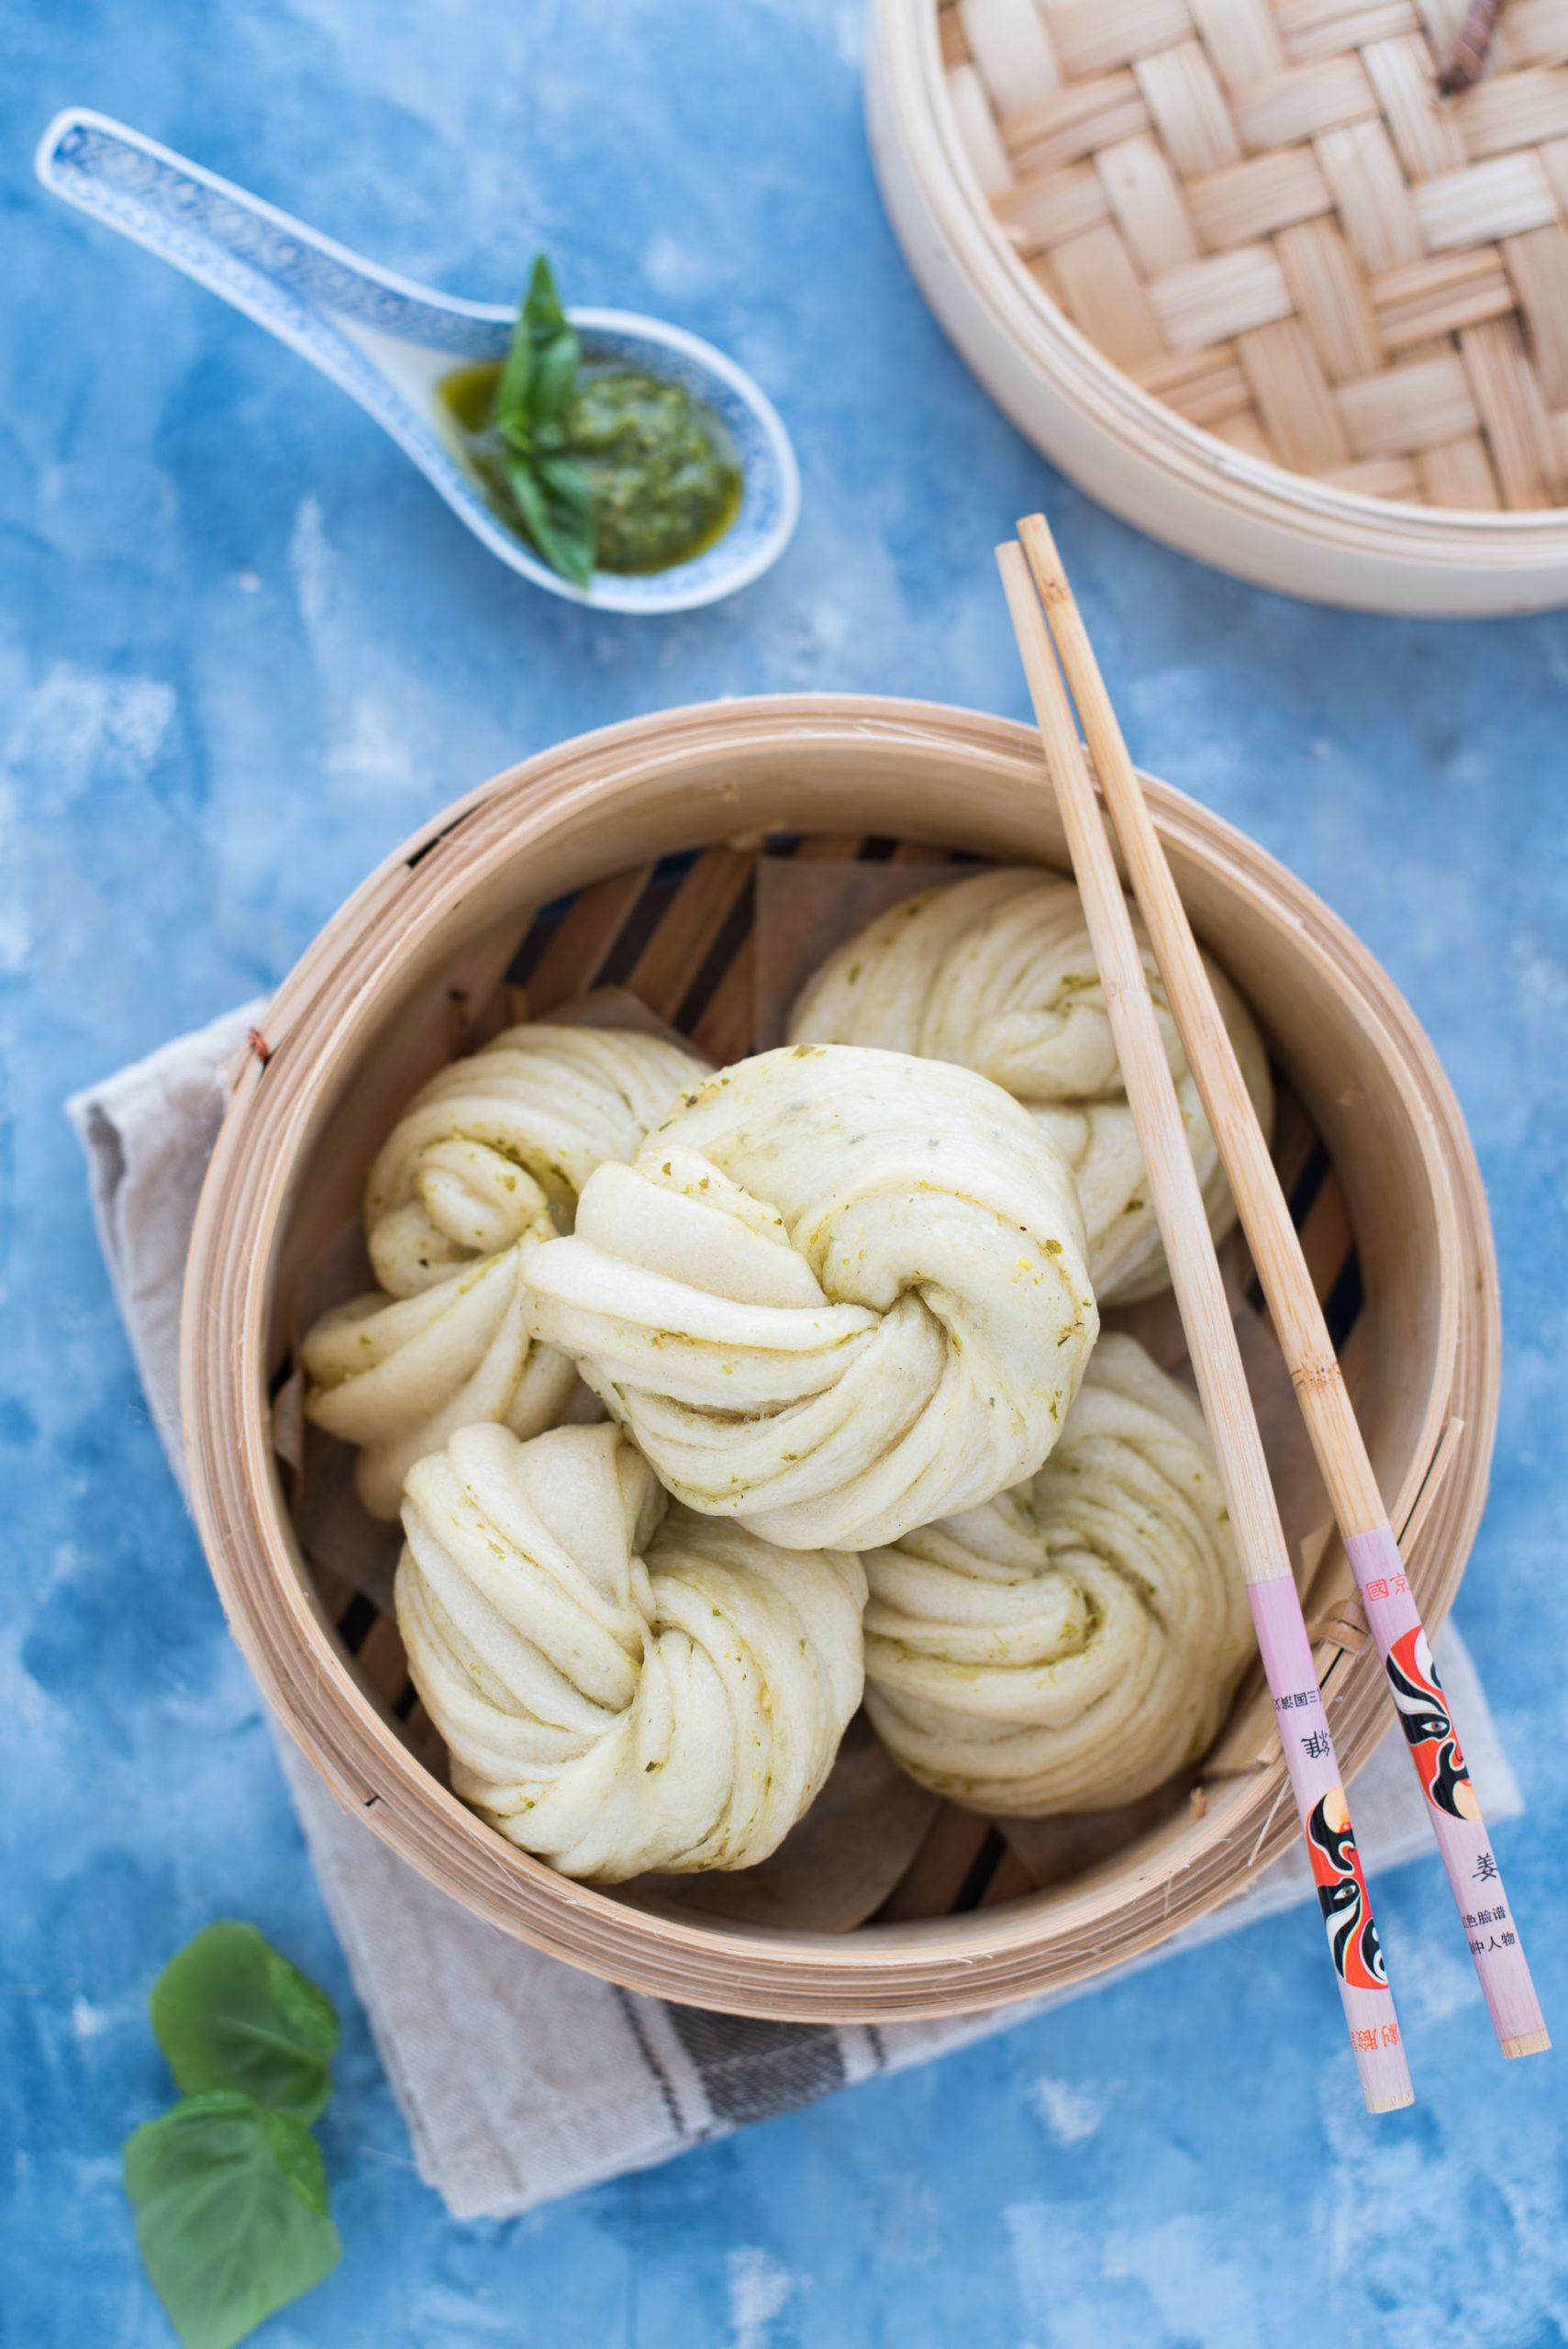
[[4, 1, 1566, 2342]]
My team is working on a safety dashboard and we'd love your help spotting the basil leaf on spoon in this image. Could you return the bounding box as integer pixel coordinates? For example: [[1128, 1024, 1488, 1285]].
[[492, 255, 596, 584], [506, 449, 595, 588]]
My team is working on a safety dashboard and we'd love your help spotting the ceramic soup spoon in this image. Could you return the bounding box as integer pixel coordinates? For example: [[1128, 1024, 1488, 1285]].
[[36, 109, 800, 614]]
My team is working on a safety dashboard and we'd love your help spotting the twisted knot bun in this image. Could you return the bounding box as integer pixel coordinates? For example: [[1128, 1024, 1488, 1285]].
[[787, 870, 1272, 1305], [363, 1024, 708, 1297], [396, 1422, 866, 1881], [302, 1023, 708, 1519], [862, 1334, 1251, 1816], [524, 1043, 1099, 1553]]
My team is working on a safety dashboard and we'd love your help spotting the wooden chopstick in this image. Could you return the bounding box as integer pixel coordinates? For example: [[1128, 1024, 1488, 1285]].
[[1016, 510, 1548, 2065], [997, 538, 1414, 2114]]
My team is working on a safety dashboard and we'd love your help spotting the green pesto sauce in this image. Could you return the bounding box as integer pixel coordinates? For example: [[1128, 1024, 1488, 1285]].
[[437, 359, 742, 574]]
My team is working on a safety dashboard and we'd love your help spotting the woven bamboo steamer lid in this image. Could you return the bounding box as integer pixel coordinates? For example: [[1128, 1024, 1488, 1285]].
[[869, 0, 1568, 611], [181, 696, 1498, 2021]]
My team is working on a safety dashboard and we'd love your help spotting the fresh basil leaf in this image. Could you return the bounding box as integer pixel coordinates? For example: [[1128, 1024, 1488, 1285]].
[[506, 454, 595, 588], [534, 451, 595, 515], [528, 321, 581, 423], [521, 250, 568, 343], [124, 2093, 341, 2349], [150, 1922, 338, 2125], [495, 254, 581, 435], [494, 302, 536, 433]]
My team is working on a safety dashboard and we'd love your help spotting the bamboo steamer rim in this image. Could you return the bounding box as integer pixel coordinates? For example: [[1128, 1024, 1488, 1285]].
[[180, 694, 1500, 2021], [869, 0, 1568, 613]]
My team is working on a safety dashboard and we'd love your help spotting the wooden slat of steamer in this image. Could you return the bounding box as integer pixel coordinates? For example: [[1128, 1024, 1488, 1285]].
[[1238, 317, 1352, 465], [1147, 243, 1295, 348], [1211, 405, 1281, 457], [690, 933, 756, 1067], [1135, 40, 1245, 172], [523, 865, 655, 1012], [978, 1843, 1043, 1906], [995, 162, 1111, 256], [1335, 351, 1480, 455], [1051, 225, 1168, 362], [1274, 217, 1385, 379], [1230, 55, 1379, 149], [1503, 225, 1568, 407], [1048, 0, 1202, 80], [1268, 1081, 1320, 1200], [625, 847, 758, 1023], [961, 0, 1063, 109], [1454, 65, 1568, 159], [1461, 314, 1563, 504], [1495, 0, 1568, 67], [1314, 120, 1424, 271], [1296, 1162, 1355, 1301], [1185, 146, 1335, 250], [949, 61, 1018, 194], [1360, 34, 1467, 177], [355, 1611, 416, 1716], [1004, 73, 1153, 175], [1553, 407, 1568, 484], [1541, 133, 1568, 213], [1411, 153, 1558, 253], [698, 833, 902, 1062], [1097, 133, 1203, 271], [1131, 341, 1255, 423], [1277, 0, 1420, 62], [1371, 250, 1518, 351], [1185, 0, 1288, 92], [876, 1804, 999, 1921], [1418, 433, 1504, 505]]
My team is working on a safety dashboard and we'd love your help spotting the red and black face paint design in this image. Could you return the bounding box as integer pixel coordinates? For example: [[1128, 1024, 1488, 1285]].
[[1385, 1628, 1479, 1820], [1307, 1789, 1387, 1989]]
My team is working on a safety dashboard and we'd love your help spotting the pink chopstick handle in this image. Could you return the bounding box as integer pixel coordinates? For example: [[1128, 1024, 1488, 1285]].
[[1248, 1575, 1412, 2110], [1345, 1527, 1547, 2053]]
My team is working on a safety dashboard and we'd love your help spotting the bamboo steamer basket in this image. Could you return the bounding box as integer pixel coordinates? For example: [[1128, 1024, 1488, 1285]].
[[182, 695, 1499, 2021], [868, 0, 1568, 613]]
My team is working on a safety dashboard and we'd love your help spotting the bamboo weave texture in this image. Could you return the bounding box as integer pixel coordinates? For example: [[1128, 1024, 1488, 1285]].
[[940, 0, 1568, 506]]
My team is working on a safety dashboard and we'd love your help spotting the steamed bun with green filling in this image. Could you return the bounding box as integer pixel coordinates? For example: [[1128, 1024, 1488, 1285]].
[[301, 1022, 708, 1518], [861, 1333, 1251, 1816], [787, 869, 1272, 1306], [524, 1043, 1098, 1553], [396, 1421, 866, 1880]]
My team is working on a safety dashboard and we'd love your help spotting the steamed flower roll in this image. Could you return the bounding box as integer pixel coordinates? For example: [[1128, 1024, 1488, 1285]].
[[787, 870, 1272, 1306], [396, 1421, 866, 1880], [525, 1043, 1099, 1552], [302, 1022, 708, 1517]]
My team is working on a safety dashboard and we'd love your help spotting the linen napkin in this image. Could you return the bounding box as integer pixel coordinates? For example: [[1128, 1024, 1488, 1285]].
[[66, 1006, 1524, 2221]]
